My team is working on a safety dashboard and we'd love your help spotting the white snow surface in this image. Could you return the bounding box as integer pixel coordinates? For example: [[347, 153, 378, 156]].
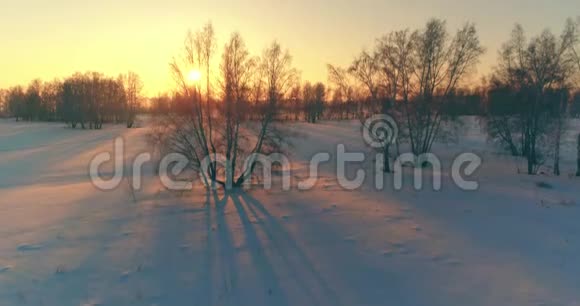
[[1, 118, 580, 306]]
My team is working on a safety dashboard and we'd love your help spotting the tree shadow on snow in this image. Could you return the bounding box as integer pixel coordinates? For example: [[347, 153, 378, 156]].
[[206, 189, 342, 306]]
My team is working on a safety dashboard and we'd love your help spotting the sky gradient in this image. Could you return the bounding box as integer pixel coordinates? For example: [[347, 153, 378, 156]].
[[1, 0, 578, 95]]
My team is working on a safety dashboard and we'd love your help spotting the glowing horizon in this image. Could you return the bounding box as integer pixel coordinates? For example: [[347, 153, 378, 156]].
[[1, 0, 578, 96]]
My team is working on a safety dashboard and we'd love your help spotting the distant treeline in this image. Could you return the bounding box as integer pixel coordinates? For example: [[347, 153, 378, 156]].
[[2, 74, 579, 126], [144, 81, 580, 121], [0, 71, 143, 128]]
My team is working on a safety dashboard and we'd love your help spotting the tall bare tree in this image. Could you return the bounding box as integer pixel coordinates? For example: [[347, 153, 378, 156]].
[[405, 20, 485, 155], [303, 82, 325, 123], [348, 50, 381, 110], [374, 29, 417, 170], [327, 64, 357, 119], [327, 64, 353, 102], [169, 28, 214, 186], [236, 41, 298, 185], [220, 32, 255, 186], [376, 29, 416, 103], [123, 71, 143, 128]]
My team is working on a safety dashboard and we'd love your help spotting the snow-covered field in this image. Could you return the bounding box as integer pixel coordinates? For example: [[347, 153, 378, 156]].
[[1, 118, 579, 306]]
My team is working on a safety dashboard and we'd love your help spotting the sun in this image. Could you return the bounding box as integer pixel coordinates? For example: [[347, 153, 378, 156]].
[[187, 69, 202, 83]]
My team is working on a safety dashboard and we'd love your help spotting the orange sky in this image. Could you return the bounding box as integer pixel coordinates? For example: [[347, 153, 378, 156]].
[[1, 0, 578, 95]]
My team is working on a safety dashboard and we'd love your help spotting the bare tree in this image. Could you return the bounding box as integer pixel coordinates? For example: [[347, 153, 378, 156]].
[[219, 32, 255, 186], [168, 27, 214, 186], [376, 29, 416, 103], [236, 41, 298, 185], [349, 49, 401, 172], [327, 64, 356, 119], [312, 82, 326, 122], [194, 22, 218, 163], [405, 20, 485, 155], [349, 47, 395, 171], [123, 72, 143, 128], [348, 50, 381, 111], [288, 84, 302, 120], [42, 79, 62, 121], [486, 82, 524, 156], [303, 82, 325, 123], [249, 55, 266, 120], [373, 29, 417, 171], [195, 22, 216, 100], [302, 82, 314, 121], [327, 65, 352, 102]]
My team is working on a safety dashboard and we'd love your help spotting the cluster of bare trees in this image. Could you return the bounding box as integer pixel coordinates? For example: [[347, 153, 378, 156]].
[[300, 82, 326, 123], [325, 19, 485, 172], [321, 18, 580, 176], [1, 72, 143, 128], [156, 23, 298, 188], [2, 80, 62, 122], [486, 18, 580, 174]]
